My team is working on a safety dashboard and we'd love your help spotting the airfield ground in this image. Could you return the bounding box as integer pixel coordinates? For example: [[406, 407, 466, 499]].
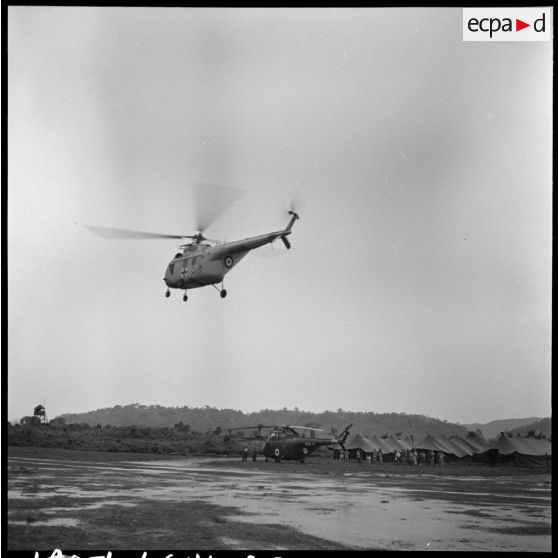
[[6, 446, 551, 551]]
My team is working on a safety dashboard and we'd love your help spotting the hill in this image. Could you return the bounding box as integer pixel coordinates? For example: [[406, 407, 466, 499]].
[[463, 417, 545, 440], [57, 404, 471, 440]]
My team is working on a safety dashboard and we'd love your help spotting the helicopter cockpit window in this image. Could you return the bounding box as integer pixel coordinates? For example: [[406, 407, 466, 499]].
[[270, 432, 277, 440], [169, 263, 174, 275]]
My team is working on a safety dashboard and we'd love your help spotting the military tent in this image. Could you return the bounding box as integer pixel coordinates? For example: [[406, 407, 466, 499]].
[[345, 433, 374, 458], [390, 436, 414, 450], [448, 435, 476, 454], [416, 434, 453, 453], [379, 437, 401, 453], [447, 434, 488, 463], [450, 434, 488, 454], [414, 434, 470, 462], [364, 435, 401, 462], [484, 433, 551, 469], [465, 433, 491, 452], [443, 436, 475, 462], [427, 436, 456, 456], [520, 436, 552, 455], [368, 435, 395, 453]]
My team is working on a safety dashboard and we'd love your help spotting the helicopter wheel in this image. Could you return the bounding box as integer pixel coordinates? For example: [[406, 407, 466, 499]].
[[183, 293, 188, 302], [165, 290, 170, 298], [220, 289, 227, 299]]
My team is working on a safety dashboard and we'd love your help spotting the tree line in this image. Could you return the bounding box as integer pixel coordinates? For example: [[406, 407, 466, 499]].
[[7, 419, 242, 455], [47, 403, 474, 440]]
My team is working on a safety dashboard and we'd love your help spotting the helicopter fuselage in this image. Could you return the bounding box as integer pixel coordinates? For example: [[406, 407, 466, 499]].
[[261, 425, 352, 463], [163, 221, 297, 292], [163, 243, 242, 290], [262, 432, 334, 462]]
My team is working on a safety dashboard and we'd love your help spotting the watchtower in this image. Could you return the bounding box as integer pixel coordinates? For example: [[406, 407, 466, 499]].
[[33, 404, 47, 424]]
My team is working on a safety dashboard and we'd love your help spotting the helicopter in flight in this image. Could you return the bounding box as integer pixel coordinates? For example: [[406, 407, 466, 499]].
[[85, 184, 300, 301], [227, 424, 352, 463]]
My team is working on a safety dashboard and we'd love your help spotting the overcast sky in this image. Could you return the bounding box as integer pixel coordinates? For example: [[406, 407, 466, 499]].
[[7, 7, 552, 425]]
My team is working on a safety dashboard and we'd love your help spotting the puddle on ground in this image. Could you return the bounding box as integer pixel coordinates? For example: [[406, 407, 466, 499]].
[[43, 501, 138, 512], [9, 518, 80, 528], [8, 455, 551, 551], [10, 456, 264, 477]]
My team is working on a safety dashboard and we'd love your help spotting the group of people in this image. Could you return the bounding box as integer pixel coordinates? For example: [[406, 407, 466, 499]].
[[343, 447, 446, 465], [361, 448, 384, 463], [393, 448, 444, 466], [241, 446, 258, 462], [341, 448, 384, 463]]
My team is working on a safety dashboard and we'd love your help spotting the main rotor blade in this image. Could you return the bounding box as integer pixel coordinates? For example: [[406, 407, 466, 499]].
[[85, 225, 186, 240], [226, 425, 275, 431], [288, 425, 326, 432], [194, 182, 245, 233]]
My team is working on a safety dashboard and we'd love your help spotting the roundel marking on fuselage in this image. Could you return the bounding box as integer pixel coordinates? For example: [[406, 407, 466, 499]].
[[302, 447, 308, 455], [224, 256, 234, 268], [274, 448, 280, 457]]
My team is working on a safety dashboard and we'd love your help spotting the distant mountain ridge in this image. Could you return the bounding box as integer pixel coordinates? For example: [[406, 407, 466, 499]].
[[55, 405, 551, 442], [58, 404, 472, 441], [462, 417, 548, 439]]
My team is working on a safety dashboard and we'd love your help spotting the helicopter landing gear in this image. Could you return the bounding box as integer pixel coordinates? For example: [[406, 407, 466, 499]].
[[212, 283, 227, 299], [183, 293, 188, 302], [165, 289, 170, 298]]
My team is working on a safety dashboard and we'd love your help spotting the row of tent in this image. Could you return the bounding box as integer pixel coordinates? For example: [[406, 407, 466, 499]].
[[487, 433, 552, 468], [344, 432, 551, 467], [345, 433, 489, 458]]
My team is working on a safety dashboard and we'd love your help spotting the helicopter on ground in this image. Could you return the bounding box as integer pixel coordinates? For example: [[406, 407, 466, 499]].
[[85, 184, 300, 301], [226, 424, 352, 463]]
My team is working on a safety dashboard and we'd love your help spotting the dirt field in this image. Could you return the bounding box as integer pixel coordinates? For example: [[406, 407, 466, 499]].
[[6, 446, 551, 551]]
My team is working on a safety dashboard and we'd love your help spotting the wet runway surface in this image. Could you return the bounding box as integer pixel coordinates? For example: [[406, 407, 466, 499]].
[[8, 453, 552, 551]]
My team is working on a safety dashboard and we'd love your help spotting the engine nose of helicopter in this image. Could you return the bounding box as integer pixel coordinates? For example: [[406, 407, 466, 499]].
[[163, 266, 175, 287]]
